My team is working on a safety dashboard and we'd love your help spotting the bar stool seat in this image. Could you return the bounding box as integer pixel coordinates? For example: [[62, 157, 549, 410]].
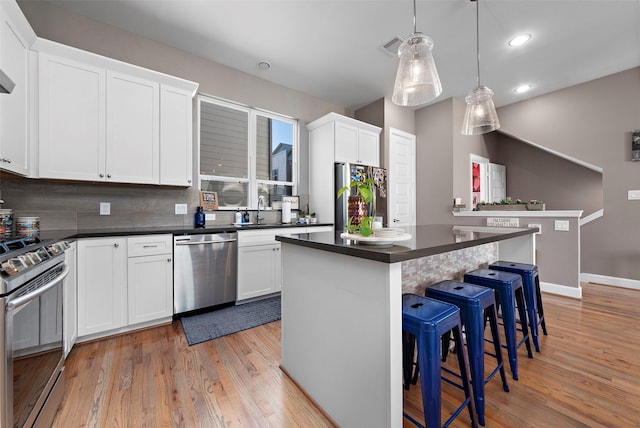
[[463, 269, 533, 380], [489, 261, 547, 352], [425, 280, 509, 426], [402, 293, 477, 428]]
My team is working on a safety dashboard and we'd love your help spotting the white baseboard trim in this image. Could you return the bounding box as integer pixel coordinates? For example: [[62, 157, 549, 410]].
[[540, 281, 582, 299], [580, 273, 640, 291]]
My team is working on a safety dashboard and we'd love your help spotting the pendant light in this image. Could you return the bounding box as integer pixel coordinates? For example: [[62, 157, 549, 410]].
[[392, 0, 442, 107], [461, 0, 500, 135]]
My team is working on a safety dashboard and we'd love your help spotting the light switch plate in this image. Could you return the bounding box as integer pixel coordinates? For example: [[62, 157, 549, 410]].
[[175, 204, 188, 215], [205, 213, 216, 221], [99, 202, 110, 216], [628, 190, 640, 200], [554, 220, 569, 231]]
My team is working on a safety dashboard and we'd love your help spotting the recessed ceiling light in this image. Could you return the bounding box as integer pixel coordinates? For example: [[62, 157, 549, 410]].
[[257, 60, 271, 70], [508, 33, 531, 47], [514, 84, 532, 94]]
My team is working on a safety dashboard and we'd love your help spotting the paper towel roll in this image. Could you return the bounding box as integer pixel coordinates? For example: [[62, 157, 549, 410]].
[[282, 201, 292, 223]]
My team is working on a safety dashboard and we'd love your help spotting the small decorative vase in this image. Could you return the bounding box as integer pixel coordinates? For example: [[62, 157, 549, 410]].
[[347, 195, 367, 226]]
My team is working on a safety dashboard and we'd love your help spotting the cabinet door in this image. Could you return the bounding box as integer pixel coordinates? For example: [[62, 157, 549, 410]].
[[237, 244, 278, 301], [334, 121, 358, 163], [63, 242, 77, 357], [0, 5, 30, 176], [106, 71, 159, 184], [128, 253, 173, 325], [39, 53, 106, 181], [358, 128, 380, 167], [160, 84, 193, 186], [77, 238, 127, 337]]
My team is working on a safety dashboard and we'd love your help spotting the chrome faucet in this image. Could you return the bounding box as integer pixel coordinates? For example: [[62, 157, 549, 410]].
[[257, 195, 266, 224]]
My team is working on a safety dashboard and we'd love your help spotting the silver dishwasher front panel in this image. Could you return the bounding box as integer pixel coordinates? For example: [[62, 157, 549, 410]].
[[173, 232, 237, 315]]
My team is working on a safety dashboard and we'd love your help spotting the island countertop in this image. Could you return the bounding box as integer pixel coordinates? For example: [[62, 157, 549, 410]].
[[276, 224, 538, 263]]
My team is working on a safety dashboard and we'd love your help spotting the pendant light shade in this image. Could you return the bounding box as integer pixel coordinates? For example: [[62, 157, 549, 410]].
[[461, 0, 500, 135], [392, 0, 442, 106], [461, 85, 500, 135]]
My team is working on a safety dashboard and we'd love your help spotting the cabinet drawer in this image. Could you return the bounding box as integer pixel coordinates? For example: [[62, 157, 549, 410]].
[[127, 234, 172, 257]]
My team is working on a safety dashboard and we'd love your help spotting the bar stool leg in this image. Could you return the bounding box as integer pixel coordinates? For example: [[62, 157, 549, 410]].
[[451, 325, 478, 428], [515, 288, 533, 358], [535, 275, 548, 335], [464, 307, 487, 425], [485, 306, 509, 392], [416, 328, 442, 428]]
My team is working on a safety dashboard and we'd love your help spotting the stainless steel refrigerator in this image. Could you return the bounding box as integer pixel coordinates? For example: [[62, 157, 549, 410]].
[[335, 162, 388, 232]]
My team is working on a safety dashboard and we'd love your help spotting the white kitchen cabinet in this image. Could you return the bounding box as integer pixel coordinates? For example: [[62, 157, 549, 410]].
[[106, 71, 159, 184], [127, 235, 173, 325], [308, 112, 381, 224], [38, 53, 106, 181], [77, 237, 127, 337], [0, 0, 36, 176], [33, 38, 198, 186], [237, 243, 281, 301], [160, 84, 193, 186], [334, 121, 380, 166], [63, 241, 77, 357]]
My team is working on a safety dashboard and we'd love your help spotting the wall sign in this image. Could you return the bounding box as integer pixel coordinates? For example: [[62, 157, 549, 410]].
[[487, 217, 519, 228], [200, 191, 219, 210]]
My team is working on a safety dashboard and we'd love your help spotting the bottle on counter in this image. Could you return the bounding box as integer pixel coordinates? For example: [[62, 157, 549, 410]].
[[235, 209, 242, 224], [194, 206, 205, 228], [243, 209, 250, 223]]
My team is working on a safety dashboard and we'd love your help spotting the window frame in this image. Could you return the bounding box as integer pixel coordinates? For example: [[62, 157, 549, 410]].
[[197, 94, 298, 210]]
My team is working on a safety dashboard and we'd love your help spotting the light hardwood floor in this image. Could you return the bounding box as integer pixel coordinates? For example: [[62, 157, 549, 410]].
[[53, 283, 640, 427]]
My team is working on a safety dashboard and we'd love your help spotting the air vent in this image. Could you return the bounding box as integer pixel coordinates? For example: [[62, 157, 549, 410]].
[[380, 36, 404, 57]]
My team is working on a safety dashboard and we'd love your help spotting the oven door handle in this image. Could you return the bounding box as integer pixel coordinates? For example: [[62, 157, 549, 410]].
[[6, 264, 70, 312]]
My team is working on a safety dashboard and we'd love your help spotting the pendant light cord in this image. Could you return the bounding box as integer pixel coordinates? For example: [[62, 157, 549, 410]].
[[412, 0, 417, 34], [475, 0, 481, 87]]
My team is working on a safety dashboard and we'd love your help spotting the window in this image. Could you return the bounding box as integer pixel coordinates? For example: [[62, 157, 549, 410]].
[[198, 96, 297, 208]]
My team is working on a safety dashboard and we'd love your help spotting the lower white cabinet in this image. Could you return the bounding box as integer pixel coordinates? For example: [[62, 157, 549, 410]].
[[77, 237, 127, 337], [127, 236, 173, 324], [237, 243, 281, 301], [77, 234, 172, 340]]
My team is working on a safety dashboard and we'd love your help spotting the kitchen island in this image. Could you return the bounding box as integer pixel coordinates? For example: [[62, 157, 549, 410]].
[[276, 224, 537, 428]]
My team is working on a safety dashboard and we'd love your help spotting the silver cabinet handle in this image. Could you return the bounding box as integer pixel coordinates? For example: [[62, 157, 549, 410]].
[[187, 179, 192, 183], [393, 219, 400, 223], [114, 243, 119, 248], [107, 173, 112, 178], [0, 157, 11, 164], [167, 258, 172, 262], [143, 245, 158, 248], [99, 173, 105, 178]]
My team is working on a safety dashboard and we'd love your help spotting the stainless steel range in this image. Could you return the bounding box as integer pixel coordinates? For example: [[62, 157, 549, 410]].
[[0, 236, 69, 428]]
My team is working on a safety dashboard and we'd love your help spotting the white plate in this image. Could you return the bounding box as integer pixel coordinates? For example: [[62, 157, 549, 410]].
[[340, 232, 412, 246]]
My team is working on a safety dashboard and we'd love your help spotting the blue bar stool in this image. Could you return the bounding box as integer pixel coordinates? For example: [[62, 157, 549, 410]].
[[463, 269, 533, 380], [489, 261, 547, 352], [425, 280, 509, 426], [402, 294, 477, 428]]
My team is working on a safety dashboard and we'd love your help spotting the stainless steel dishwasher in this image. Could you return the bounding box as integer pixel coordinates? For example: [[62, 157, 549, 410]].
[[173, 232, 237, 315]]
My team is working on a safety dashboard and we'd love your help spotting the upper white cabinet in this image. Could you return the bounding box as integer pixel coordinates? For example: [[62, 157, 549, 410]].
[[308, 112, 381, 224], [33, 38, 198, 186], [0, 0, 36, 176], [160, 84, 193, 186], [38, 53, 106, 181], [106, 71, 159, 184], [334, 121, 380, 166]]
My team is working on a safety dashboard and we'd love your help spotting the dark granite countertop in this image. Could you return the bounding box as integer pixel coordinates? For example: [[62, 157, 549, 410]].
[[39, 222, 333, 241], [276, 224, 538, 263]]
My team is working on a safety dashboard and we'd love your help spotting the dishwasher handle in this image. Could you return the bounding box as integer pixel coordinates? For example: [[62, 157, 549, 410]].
[[175, 238, 237, 245]]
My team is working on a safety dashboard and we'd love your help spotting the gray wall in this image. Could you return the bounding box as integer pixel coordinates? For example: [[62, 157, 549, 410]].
[[6, 0, 349, 230], [498, 67, 640, 280], [495, 134, 603, 216]]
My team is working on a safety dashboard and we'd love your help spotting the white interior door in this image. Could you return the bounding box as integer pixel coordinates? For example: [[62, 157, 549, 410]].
[[388, 128, 416, 227], [489, 163, 506, 202]]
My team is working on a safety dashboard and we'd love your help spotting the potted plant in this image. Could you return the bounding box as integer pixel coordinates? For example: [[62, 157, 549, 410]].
[[526, 200, 545, 211], [337, 178, 376, 236]]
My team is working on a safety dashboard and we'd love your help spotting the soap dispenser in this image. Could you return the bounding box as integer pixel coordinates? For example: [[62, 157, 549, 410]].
[[235, 208, 242, 224], [194, 206, 205, 228]]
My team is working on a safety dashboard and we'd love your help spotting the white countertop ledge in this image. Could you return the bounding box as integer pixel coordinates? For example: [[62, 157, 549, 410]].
[[452, 209, 584, 218]]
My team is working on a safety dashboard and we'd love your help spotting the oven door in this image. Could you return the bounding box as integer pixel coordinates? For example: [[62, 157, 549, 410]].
[[4, 262, 68, 428]]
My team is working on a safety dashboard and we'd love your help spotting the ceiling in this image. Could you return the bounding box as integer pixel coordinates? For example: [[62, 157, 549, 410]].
[[42, 0, 640, 110]]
